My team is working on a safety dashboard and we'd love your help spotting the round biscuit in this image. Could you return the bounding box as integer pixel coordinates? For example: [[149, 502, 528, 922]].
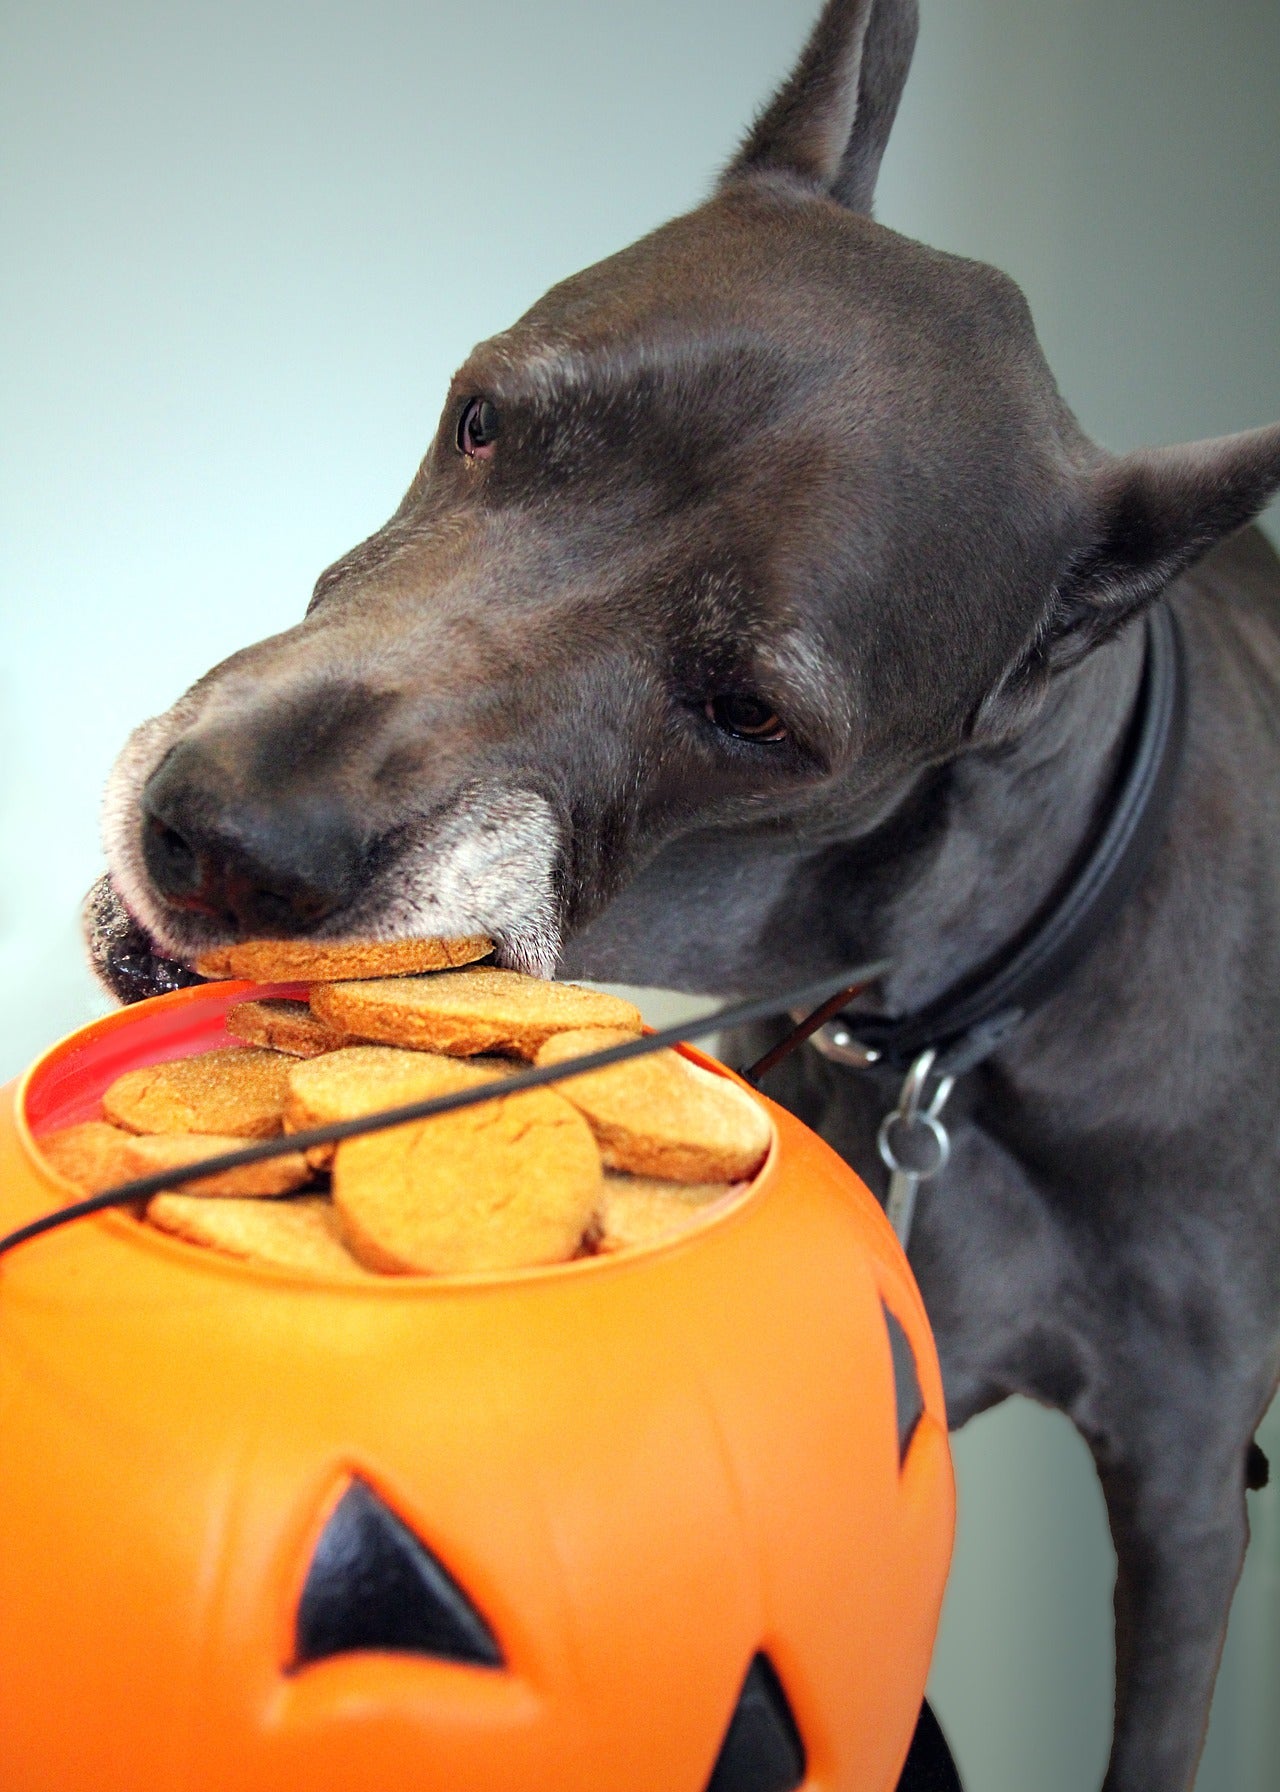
[[146, 1194, 370, 1276], [38, 1121, 308, 1198], [333, 1086, 602, 1275], [284, 1044, 513, 1130], [597, 1172, 738, 1253], [116, 1131, 312, 1197], [39, 1121, 138, 1193], [102, 1047, 293, 1138], [285, 1044, 516, 1171], [196, 934, 492, 983], [534, 1030, 773, 1182], [225, 998, 352, 1058], [312, 967, 642, 1059]]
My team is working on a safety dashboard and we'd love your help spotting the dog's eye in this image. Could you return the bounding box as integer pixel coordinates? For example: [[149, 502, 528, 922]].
[[705, 695, 788, 743], [457, 397, 500, 460]]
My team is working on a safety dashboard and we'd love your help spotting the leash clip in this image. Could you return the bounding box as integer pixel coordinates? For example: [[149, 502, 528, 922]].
[[795, 1013, 882, 1069], [878, 1048, 955, 1248]]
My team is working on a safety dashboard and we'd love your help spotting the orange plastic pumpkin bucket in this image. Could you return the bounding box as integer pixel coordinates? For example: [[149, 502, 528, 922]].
[[0, 983, 953, 1792]]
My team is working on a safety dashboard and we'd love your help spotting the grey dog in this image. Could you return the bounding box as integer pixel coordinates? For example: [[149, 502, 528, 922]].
[[86, 2, 1280, 1786]]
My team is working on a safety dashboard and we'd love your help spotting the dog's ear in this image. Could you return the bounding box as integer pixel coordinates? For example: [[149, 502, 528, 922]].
[[1049, 424, 1280, 664], [722, 0, 917, 214], [969, 424, 1280, 745]]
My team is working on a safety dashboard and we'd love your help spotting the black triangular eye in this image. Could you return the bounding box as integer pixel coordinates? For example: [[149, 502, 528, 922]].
[[883, 1302, 924, 1465], [706, 1653, 805, 1792], [295, 1479, 502, 1668]]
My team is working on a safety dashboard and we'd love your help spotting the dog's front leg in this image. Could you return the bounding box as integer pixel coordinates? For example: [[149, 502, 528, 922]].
[[1086, 1377, 1266, 1792], [826, 1101, 1272, 1792]]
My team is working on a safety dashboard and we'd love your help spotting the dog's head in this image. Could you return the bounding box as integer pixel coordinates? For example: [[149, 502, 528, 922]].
[[94, 0, 1280, 1000]]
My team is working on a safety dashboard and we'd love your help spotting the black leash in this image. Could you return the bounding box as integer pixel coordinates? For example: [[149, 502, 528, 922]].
[[765, 604, 1189, 1243], [0, 963, 887, 1265]]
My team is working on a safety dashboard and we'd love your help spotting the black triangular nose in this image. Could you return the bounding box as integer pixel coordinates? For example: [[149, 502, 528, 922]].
[[295, 1479, 503, 1668], [141, 743, 365, 936], [706, 1653, 806, 1792]]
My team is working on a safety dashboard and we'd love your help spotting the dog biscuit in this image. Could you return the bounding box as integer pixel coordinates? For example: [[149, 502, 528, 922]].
[[225, 997, 353, 1058], [534, 1029, 773, 1182], [597, 1171, 738, 1252], [284, 1043, 516, 1168], [312, 967, 643, 1059], [195, 934, 492, 983], [39, 1120, 311, 1197], [333, 1085, 602, 1274], [103, 1047, 293, 1138], [39, 1120, 139, 1193], [146, 1194, 370, 1277], [122, 1132, 311, 1196], [194, 945, 234, 978]]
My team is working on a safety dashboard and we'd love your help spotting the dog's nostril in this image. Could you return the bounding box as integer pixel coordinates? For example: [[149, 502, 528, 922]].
[[145, 817, 201, 897]]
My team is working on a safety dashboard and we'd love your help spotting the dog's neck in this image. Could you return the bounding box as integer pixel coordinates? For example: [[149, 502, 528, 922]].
[[870, 621, 1147, 1018], [561, 622, 1148, 1009]]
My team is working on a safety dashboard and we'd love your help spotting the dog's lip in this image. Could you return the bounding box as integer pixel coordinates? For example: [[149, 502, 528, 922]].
[[108, 890, 213, 980]]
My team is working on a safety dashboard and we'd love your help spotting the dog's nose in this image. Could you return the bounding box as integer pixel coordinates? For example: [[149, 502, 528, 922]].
[[140, 746, 366, 937]]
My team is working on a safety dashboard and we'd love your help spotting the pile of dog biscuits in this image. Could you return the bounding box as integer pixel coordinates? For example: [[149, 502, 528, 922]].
[[38, 937, 772, 1278]]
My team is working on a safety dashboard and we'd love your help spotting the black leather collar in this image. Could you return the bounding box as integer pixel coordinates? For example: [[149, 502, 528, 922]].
[[825, 602, 1187, 1080]]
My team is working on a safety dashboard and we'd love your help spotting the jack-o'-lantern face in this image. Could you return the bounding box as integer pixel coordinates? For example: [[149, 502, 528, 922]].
[[0, 985, 953, 1792], [287, 1477, 810, 1789]]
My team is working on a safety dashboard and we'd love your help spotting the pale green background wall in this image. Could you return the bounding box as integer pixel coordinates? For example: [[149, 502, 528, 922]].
[[2, 3, 1277, 1788]]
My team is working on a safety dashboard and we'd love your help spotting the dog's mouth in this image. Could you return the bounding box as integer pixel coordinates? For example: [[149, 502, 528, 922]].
[[83, 866, 552, 1008], [84, 875, 211, 1006]]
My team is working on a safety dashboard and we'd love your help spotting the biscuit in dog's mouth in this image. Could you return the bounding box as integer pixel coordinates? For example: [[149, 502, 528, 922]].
[[84, 872, 534, 1008]]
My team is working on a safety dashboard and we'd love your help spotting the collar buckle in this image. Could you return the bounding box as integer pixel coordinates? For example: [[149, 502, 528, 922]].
[[790, 1011, 881, 1069]]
